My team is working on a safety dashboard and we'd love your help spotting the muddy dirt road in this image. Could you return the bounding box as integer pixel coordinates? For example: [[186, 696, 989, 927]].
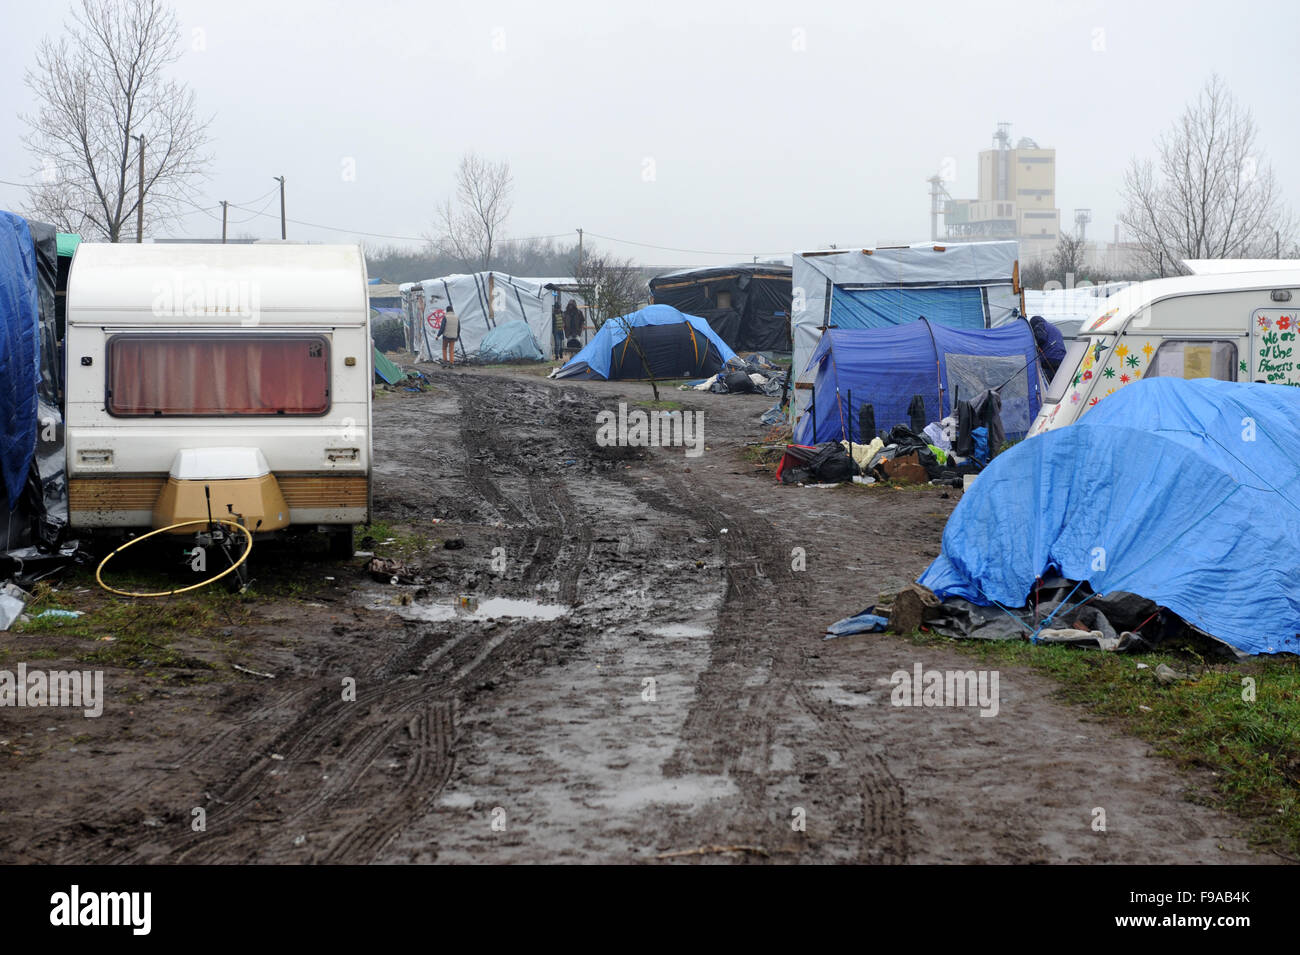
[[0, 366, 1271, 863]]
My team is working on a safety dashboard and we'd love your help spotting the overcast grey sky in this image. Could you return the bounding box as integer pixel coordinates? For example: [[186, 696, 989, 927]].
[[2, 0, 1297, 266]]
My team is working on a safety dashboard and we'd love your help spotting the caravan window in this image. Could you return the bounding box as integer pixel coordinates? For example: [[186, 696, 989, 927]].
[[1145, 340, 1238, 382], [1045, 339, 1090, 402], [106, 334, 330, 416]]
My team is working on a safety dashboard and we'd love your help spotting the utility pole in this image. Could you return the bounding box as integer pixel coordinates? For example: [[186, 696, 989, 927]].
[[576, 227, 583, 273], [132, 134, 145, 243], [274, 175, 286, 239], [220, 201, 228, 244]]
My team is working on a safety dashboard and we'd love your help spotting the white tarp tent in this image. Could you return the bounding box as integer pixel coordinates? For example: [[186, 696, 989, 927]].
[[411, 272, 555, 361], [791, 241, 1021, 417]]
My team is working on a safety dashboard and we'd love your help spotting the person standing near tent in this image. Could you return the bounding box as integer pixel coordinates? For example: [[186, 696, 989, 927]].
[[552, 303, 564, 358], [439, 305, 460, 365], [1030, 315, 1066, 380]]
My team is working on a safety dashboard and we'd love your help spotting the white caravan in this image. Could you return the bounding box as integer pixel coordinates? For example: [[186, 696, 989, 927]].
[[64, 243, 372, 555], [1030, 268, 1300, 435]]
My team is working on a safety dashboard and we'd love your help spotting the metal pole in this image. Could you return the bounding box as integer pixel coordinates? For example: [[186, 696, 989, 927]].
[[133, 135, 145, 243], [274, 176, 286, 239], [220, 200, 228, 243], [576, 227, 583, 272]]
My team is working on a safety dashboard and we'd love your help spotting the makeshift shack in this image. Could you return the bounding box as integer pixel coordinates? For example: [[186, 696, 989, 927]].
[[553, 304, 737, 380], [919, 376, 1300, 656], [791, 242, 1021, 419], [649, 264, 791, 353], [409, 272, 555, 362]]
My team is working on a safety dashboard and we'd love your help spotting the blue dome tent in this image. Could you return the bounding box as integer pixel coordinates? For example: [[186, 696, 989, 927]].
[[919, 377, 1300, 655], [793, 318, 1043, 445], [553, 304, 737, 381]]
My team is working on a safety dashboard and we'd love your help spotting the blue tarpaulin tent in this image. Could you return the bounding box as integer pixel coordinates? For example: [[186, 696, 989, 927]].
[[554, 304, 738, 380], [793, 318, 1042, 445], [918, 377, 1300, 655], [478, 320, 545, 363], [0, 211, 41, 508]]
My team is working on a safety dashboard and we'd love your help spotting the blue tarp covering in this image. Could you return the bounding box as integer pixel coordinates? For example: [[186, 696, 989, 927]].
[[0, 212, 40, 508], [478, 320, 545, 362], [918, 377, 1300, 655], [830, 285, 987, 331], [555, 304, 738, 380], [793, 319, 1041, 445]]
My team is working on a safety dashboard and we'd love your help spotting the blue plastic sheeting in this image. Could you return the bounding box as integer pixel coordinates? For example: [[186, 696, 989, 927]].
[[477, 319, 545, 362], [830, 285, 987, 331], [0, 212, 40, 508], [793, 319, 1041, 445], [556, 304, 737, 380], [918, 377, 1300, 655]]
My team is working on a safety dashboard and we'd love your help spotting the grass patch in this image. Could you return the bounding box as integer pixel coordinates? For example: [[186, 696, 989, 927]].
[[632, 398, 686, 412], [356, 521, 430, 559], [900, 628, 1300, 856]]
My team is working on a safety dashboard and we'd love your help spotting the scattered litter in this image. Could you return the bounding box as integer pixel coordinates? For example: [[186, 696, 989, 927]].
[[293, 834, 307, 846], [1155, 663, 1191, 684], [1138, 705, 1153, 712], [31, 608, 83, 622], [0, 583, 31, 631], [232, 664, 275, 679], [824, 608, 889, 639], [443, 538, 465, 550], [368, 556, 415, 583], [270, 753, 285, 761]]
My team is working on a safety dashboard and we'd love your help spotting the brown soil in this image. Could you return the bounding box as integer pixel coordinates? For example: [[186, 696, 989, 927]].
[[0, 365, 1272, 863]]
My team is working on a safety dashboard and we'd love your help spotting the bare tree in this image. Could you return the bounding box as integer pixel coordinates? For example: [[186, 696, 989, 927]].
[[571, 250, 646, 328], [433, 152, 513, 270], [572, 249, 660, 397], [1049, 230, 1088, 280], [21, 0, 210, 241], [1120, 74, 1294, 275]]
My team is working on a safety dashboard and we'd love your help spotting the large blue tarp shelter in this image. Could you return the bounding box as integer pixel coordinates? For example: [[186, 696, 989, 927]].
[[554, 304, 737, 380], [918, 377, 1300, 655], [793, 318, 1042, 445], [0, 211, 41, 508]]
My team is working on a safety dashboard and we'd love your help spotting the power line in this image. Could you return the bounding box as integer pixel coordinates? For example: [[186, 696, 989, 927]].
[[583, 229, 785, 259]]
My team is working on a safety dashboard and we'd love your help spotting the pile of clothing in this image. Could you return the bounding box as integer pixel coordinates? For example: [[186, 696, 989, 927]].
[[777, 388, 1007, 487]]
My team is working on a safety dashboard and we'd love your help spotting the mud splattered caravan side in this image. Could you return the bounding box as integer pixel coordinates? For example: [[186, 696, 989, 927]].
[[1030, 270, 1300, 435], [64, 243, 372, 556]]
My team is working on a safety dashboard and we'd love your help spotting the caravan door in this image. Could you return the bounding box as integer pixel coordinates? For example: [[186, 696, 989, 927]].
[[1249, 308, 1300, 385]]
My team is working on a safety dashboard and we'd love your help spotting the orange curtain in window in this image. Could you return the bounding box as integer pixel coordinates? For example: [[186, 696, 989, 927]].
[[109, 337, 329, 415]]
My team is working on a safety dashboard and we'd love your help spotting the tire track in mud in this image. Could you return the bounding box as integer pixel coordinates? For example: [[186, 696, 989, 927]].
[[73, 374, 600, 864], [649, 471, 908, 863]]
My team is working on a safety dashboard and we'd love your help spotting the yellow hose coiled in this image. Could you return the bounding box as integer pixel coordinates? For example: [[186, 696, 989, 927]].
[[95, 519, 254, 597]]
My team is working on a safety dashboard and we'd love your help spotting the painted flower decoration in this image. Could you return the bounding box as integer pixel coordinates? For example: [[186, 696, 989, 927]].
[[1106, 388, 1115, 396], [1070, 392, 1080, 404], [1279, 316, 1292, 331], [1126, 354, 1140, 367], [1083, 370, 1093, 380], [1088, 397, 1099, 406], [1120, 373, 1131, 383], [1116, 343, 1129, 358], [1103, 367, 1115, 378], [1142, 341, 1154, 357], [1239, 359, 1248, 373], [1259, 315, 1272, 329]]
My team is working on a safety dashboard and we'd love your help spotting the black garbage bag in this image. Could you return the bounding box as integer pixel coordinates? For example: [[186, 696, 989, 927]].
[[723, 369, 756, 393], [780, 442, 856, 484]]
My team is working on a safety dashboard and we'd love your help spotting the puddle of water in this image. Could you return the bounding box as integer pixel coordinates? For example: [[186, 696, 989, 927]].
[[382, 596, 570, 623], [650, 623, 712, 638], [596, 774, 737, 811]]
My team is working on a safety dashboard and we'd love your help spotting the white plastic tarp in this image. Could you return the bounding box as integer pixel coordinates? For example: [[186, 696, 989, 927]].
[[412, 272, 555, 361]]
